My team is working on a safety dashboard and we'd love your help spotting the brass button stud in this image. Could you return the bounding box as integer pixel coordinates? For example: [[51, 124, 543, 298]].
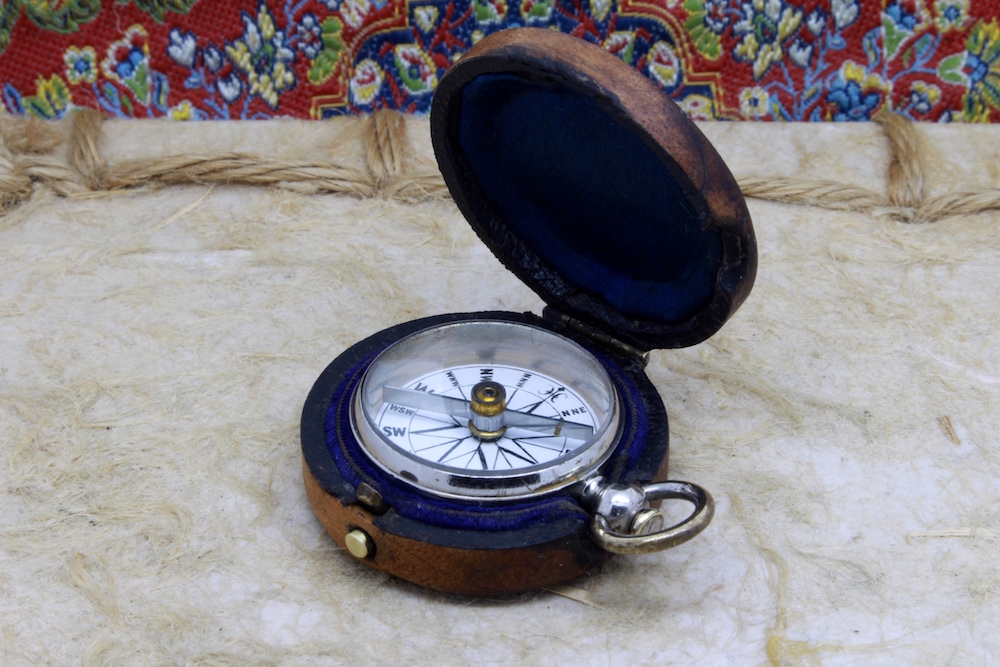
[[345, 528, 375, 559]]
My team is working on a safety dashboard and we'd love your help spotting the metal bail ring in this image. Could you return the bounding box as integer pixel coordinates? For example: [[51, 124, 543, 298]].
[[591, 481, 714, 555]]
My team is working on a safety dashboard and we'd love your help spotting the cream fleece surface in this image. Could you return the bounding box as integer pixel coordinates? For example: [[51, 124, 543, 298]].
[[1, 119, 998, 666]]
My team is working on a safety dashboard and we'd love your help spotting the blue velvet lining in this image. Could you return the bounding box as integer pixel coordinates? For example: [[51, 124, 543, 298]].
[[458, 73, 723, 323], [323, 346, 650, 532]]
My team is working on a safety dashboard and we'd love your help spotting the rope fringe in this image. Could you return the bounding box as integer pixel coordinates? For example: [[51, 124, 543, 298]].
[[364, 108, 406, 186], [875, 109, 926, 210], [0, 109, 996, 224], [0, 136, 32, 215], [69, 108, 108, 191]]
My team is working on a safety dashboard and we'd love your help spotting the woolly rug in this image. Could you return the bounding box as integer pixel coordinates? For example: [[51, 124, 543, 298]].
[[0, 114, 998, 665]]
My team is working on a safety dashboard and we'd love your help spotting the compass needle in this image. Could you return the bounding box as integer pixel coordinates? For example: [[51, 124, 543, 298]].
[[383, 384, 593, 440], [383, 386, 471, 418], [410, 424, 467, 436]]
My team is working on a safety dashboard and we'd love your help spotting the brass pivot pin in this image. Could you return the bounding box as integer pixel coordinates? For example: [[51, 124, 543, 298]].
[[468, 381, 507, 441]]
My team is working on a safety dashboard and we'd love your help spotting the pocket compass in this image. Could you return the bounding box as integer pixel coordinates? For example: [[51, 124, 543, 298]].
[[301, 28, 756, 596]]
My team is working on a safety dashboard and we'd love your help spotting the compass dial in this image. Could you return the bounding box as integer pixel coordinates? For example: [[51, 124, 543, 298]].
[[374, 364, 598, 472], [352, 320, 622, 499]]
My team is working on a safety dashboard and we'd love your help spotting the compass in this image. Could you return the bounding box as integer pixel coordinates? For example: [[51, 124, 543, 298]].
[[353, 320, 621, 499], [300, 29, 757, 596]]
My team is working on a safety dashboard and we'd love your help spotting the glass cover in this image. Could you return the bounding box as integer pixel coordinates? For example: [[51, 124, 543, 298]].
[[353, 320, 622, 499]]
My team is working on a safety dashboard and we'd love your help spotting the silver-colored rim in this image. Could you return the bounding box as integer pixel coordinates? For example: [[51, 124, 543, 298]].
[[351, 320, 623, 500]]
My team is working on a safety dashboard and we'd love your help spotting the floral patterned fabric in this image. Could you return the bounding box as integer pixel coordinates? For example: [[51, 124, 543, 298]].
[[1, 0, 998, 120]]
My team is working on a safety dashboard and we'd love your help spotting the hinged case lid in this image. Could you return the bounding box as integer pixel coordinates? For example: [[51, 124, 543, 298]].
[[430, 28, 757, 352]]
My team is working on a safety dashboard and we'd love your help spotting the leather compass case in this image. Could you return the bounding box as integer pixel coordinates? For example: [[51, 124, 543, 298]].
[[301, 28, 757, 596]]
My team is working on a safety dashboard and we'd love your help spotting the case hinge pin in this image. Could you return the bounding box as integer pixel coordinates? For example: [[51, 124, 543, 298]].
[[356, 482, 389, 515], [542, 307, 650, 365]]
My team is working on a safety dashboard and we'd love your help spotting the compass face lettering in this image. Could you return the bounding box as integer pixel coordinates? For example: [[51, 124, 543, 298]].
[[351, 320, 623, 499], [374, 364, 598, 472]]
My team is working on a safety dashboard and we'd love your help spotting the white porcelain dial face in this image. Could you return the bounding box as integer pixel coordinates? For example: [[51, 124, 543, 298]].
[[374, 364, 598, 472], [353, 320, 621, 499]]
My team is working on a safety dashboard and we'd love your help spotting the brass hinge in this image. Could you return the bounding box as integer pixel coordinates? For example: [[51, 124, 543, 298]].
[[542, 307, 650, 367]]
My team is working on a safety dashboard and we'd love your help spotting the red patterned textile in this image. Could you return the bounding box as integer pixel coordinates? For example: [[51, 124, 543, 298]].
[[1, 0, 998, 120]]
